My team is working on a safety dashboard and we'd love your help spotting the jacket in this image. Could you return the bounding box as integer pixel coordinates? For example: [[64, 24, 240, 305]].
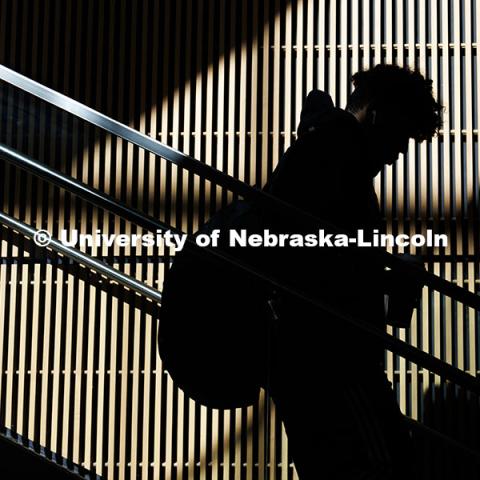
[[258, 90, 386, 371]]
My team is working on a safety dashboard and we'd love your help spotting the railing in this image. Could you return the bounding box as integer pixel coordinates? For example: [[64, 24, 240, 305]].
[[0, 64, 479, 473], [0, 65, 478, 311], [1, 143, 479, 395], [0, 425, 103, 479]]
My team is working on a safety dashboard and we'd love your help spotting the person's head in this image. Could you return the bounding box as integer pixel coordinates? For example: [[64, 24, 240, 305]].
[[346, 64, 443, 176]]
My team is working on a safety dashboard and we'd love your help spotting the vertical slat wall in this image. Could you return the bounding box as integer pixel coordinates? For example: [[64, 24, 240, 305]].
[[0, 1, 478, 479]]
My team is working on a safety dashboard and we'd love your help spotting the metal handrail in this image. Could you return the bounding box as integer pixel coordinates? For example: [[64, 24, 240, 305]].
[[1, 143, 479, 396], [2, 62, 479, 475], [405, 417, 480, 465], [1, 213, 478, 471], [0, 424, 102, 479], [0, 64, 479, 311], [0, 211, 162, 304]]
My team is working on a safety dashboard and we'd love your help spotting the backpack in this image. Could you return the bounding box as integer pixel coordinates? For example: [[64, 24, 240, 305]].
[[157, 200, 271, 409]]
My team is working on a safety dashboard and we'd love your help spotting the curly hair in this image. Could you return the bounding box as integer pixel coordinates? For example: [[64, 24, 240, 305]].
[[346, 64, 444, 141]]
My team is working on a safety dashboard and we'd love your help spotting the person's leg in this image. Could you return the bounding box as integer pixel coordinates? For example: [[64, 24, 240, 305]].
[[268, 368, 419, 480], [263, 296, 419, 479], [341, 373, 419, 480]]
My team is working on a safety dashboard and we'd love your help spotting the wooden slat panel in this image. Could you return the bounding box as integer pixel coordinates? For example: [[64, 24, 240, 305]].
[[0, 1, 478, 479]]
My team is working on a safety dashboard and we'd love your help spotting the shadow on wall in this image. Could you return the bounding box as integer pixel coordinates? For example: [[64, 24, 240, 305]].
[[0, 0, 291, 230], [0, 0, 284, 125]]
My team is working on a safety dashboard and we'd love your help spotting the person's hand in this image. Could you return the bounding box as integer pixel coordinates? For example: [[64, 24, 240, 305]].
[[384, 254, 425, 328]]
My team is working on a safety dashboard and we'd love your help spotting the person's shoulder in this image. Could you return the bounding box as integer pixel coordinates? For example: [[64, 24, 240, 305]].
[[284, 108, 363, 174], [297, 107, 362, 146], [264, 106, 366, 195]]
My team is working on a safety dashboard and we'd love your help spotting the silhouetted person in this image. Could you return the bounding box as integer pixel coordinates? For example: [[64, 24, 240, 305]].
[[159, 64, 443, 479], [258, 64, 443, 479]]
